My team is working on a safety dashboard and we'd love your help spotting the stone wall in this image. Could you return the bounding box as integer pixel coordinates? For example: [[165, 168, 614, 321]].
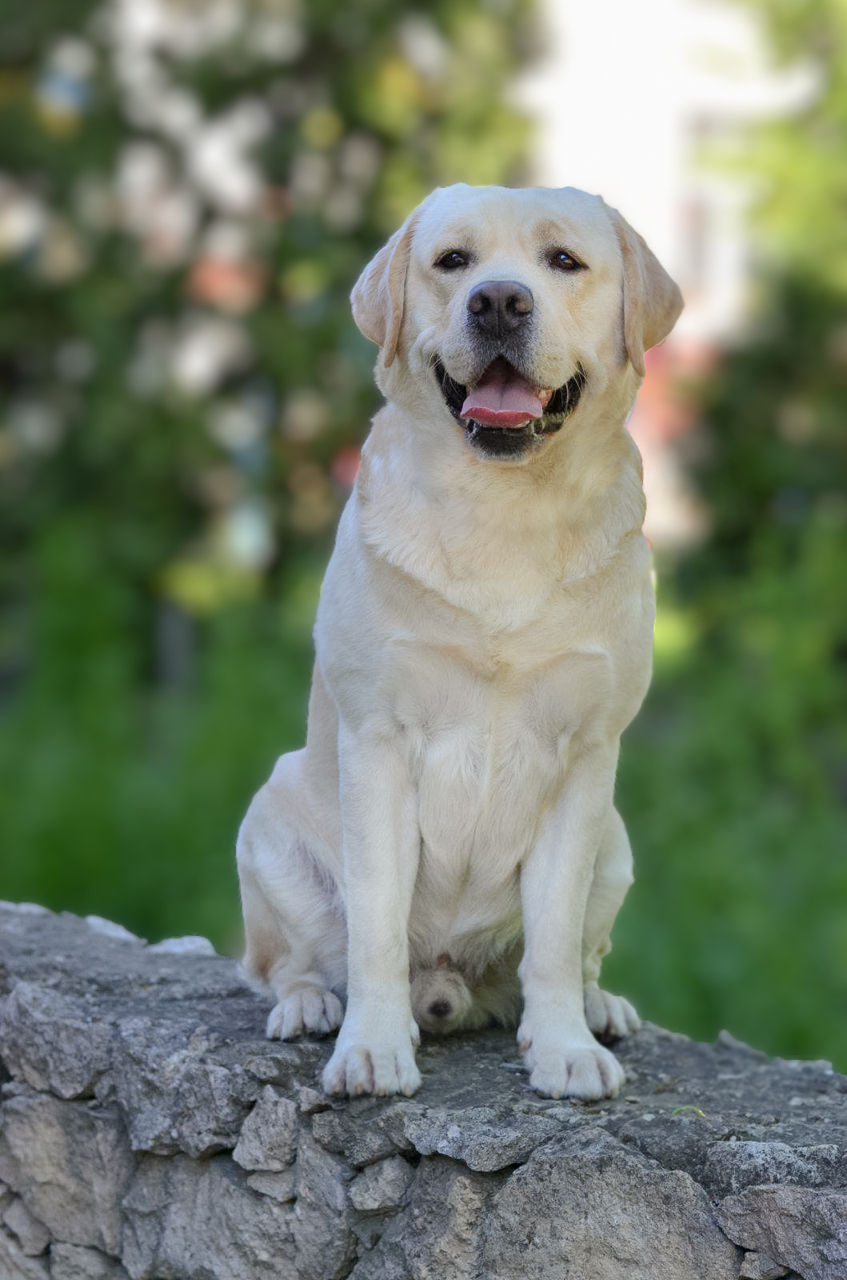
[[0, 901, 845, 1280]]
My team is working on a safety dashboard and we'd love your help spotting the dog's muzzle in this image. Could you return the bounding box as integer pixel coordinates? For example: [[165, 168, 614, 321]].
[[434, 355, 587, 459]]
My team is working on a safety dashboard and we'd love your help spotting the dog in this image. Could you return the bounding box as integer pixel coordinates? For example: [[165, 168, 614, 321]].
[[237, 184, 683, 1100]]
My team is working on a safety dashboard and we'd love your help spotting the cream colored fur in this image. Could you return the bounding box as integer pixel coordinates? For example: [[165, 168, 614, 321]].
[[237, 184, 683, 1100]]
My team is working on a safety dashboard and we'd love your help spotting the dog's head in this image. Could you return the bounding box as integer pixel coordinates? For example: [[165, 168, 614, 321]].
[[352, 184, 683, 462]]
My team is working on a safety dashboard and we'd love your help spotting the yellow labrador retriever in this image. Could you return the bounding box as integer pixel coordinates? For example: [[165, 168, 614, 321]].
[[237, 184, 682, 1099]]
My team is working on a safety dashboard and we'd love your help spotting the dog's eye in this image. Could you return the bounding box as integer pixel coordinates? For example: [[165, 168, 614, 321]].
[[434, 250, 470, 271], [547, 249, 584, 273]]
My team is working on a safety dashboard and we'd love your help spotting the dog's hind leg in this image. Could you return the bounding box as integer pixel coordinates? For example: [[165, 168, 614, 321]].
[[237, 751, 346, 1040], [582, 807, 641, 1039]]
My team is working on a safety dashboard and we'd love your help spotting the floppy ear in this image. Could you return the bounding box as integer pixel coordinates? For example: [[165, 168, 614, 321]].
[[608, 207, 683, 377], [350, 209, 420, 368]]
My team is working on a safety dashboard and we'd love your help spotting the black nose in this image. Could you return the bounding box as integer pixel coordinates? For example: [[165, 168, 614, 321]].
[[467, 280, 534, 336], [428, 999, 452, 1019]]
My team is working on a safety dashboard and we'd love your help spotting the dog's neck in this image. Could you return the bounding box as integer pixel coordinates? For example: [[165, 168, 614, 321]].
[[354, 381, 647, 630]]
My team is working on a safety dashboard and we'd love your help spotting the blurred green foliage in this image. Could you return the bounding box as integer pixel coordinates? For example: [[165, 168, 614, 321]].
[[610, 521, 847, 1064], [0, 0, 844, 1067], [608, 0, 847, 1065], [0, 0, 532, 952], [732, 0, 847, 287]]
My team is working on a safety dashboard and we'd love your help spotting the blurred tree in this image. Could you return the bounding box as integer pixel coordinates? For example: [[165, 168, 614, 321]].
[[0, 0, 534, 943], [685, 0, 847, 821], [691, 0, 847, 583], [605, 0, 847, 1065], [0, 0, 533, 633], [733, 0, 847, 288]]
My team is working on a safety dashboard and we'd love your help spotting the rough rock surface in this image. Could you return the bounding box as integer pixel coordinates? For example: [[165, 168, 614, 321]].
[[1, 903, 845, 1280]]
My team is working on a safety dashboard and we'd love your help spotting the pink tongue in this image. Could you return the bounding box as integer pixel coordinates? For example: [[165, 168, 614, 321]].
[[461, 363, 547, 428]]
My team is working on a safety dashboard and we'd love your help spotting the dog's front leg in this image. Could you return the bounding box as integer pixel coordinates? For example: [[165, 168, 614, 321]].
[[322, 724, 422, 1097], [518, 744, 626, 1100]]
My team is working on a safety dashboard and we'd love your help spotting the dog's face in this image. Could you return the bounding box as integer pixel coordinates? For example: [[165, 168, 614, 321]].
[[352, 184, 683, 462]]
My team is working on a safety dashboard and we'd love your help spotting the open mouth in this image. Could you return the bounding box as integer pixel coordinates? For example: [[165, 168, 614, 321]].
[[434, 355, 586, 458]]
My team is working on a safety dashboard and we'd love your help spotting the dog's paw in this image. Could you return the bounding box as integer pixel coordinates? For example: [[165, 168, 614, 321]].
[[584, 981, 640, 1041], [266, 986, 343, 1040], [322, 1020, 421, 1097], [518, 1022, 624, 1100]]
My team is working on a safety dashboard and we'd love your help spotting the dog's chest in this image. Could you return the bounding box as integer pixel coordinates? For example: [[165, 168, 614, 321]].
[[395, 640, 612, 874]]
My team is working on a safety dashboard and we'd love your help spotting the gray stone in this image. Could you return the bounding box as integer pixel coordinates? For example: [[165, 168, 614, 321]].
[[232, 1085, 298, 1170], [0, 1228, 50, 1280], [83, 917, 143, 944], [121, 1154, 297, 1280], [147, 936, 216, 956], [717, 1185, 847, 1280], [481, 1129, 742, 1280], [3, 1196, 50, 1255], [107, 1017, 256, 1157], [349, 1156, 413, 1212], [351, 1157, 489, 1280], [1, 904, 846, 1280], [297, 1085, 329, 1113], [702, 1139, 840, 1195], [245, 1170, 296, 1202], [0, 1089, 131, 1254], [240, 1042, 326, 1087], [291, 1133, 355, 1280], [311, 1103, 411, 1166], [401, 1104, 561, 1172], [0, 984, 112, 1099], [739, 1252, 790, 1280], [49, 1244, 131, 1279]]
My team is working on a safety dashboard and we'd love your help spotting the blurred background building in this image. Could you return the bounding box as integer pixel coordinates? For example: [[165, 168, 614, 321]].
[[1, 0, 845, 1068]]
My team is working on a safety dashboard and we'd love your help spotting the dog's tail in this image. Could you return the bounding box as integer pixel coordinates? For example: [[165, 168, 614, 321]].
[[410, 955, 474, 1034]]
